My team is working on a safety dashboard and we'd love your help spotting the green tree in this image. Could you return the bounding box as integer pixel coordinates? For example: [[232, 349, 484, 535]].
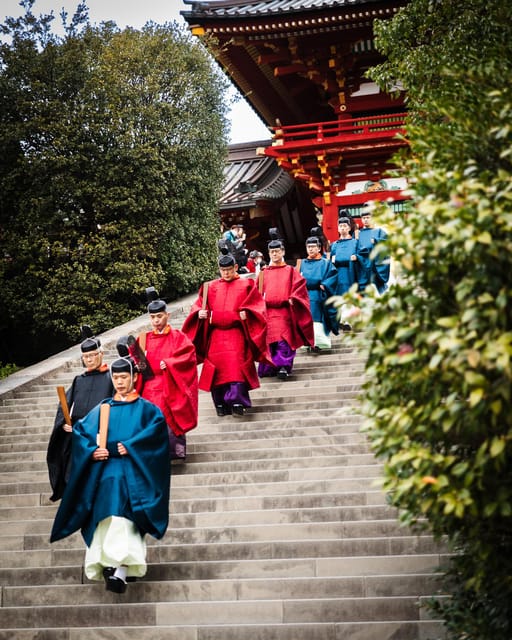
[[338, 1, 512, 637], [0, 1, 229, 364]]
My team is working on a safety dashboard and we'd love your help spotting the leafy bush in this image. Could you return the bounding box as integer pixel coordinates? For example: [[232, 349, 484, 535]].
[[0, 362, 20, 379], [333, 1, 512, 637]]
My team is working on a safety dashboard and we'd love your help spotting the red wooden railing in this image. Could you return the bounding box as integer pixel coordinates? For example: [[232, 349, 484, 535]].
[[270, 112, 407, 147]]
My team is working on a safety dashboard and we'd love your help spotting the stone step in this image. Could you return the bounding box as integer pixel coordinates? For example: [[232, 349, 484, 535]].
[[0, 395, 359, 422], [0, 463, 383, 499], [0, 430, 367, 454], [69, 535, 445, 567], [0, 391, 362, 421], [0, 502, 398, 536], [0, 471, 385, 501], [0, 505, 398, 540], [0, 368, 365, 402], [0, 534, 444, 569], [2, 572, 442, 607], [16, 518, 423, 553], [0, 451, 377, 475], [0, 553, 447, 587], [0, 381, 365, 412], [0, 416, 364, 435], [0, 595, 431, 629], [0, 620, 446, 640], [0, 440, 372, 465]]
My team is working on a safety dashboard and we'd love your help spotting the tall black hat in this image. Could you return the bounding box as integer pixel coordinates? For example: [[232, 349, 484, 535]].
[[111, 356, 135, 375], [145, 286, 166, 313], [306, 235, 322, 246], [218, 253, 236, 267], [112, 338, 137, 375], [80, 325, 101, 353], [268, 227, 285, 250]]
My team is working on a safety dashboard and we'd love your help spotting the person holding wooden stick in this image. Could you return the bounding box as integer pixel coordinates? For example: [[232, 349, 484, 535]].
[[182, 252, 270, 417], [132, 287, 198, 460], [50, 355, 170, 594], [46, 327, 113, 501]]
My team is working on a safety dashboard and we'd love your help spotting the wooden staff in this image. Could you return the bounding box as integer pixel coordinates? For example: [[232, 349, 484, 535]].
[[98, 404, 110, 449], [56, 386, 72, 426], [202, 281, 209, 311]]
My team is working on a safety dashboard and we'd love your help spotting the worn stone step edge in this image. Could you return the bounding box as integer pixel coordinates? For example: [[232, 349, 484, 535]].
[[0, 553, 449, 587], [0, 535, 446, 570], [0, 620, 446, 640], [0, 595, 431, 628], [14, 519, 426, 553], [2, 572, 443, 607]]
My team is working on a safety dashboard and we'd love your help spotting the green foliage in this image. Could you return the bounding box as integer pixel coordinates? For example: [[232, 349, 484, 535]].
[[0, 1, 228, 364], [0, 362, 20, 379], [332, 1, 512, 637]]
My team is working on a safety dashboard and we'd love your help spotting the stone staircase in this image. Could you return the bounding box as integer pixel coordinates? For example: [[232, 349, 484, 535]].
[[0, 297, 446, 639]]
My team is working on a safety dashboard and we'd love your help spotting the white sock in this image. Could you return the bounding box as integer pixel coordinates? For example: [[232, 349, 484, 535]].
[[113, 566, 127, 582]]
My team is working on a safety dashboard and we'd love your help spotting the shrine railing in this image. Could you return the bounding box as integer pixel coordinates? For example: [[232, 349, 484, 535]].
[[270, 112, 408, 148]]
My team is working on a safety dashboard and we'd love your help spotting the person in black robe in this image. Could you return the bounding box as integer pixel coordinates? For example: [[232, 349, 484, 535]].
[[46, 330, 113, 501]]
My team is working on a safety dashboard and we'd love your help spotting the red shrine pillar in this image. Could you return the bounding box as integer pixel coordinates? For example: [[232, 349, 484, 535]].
[[322, 196, 340, 243]]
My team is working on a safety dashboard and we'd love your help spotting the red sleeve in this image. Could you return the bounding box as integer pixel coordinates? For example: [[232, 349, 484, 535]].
[[239, 279, 273, 364], [181, 284, 209, 363], [289, 270, 315, 347], [161, 331, 198, 435]]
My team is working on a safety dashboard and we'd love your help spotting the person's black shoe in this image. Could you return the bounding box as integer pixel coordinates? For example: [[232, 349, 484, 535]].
[[215, 404, 227, 417], [232, 403, 245, 416], [341, 322, 352, 332], [277, 367, 289, 380], [102, 566, 115, 585], [106, 575, 127, 594]]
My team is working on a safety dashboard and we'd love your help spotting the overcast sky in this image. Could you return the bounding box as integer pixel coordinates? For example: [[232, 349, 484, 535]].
[[1, 0, 270, 144]]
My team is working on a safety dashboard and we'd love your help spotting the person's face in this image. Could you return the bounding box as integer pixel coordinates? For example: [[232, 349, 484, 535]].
[[112, 371, 137, 396], [306, 243, 321, 258], [82, 350, 102, 371], [361, 214, 372, 228], [268, 247, 285, 265], [150, 311, 169, 332], [338, 222, 351, 236], [220, 265, 238, 281]]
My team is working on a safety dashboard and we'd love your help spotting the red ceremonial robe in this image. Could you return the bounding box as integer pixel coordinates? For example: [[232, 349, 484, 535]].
[[137, 327, 198, 436], [182, 276, 270, 392], [260, 264, 314, 350]]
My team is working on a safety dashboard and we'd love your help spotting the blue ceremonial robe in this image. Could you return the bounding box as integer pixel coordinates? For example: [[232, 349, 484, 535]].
[[330, 237, 360, 295], [357, 227, 390, 294], [50, 396, 170, 546], [299, 257, 339, 335]]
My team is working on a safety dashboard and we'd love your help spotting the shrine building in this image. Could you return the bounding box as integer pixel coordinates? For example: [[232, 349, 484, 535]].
[[181, 0, 410, 249]]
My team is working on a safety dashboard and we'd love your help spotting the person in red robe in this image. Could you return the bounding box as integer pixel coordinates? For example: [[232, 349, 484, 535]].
[[257, 238, 314, 380], [132, 292, 198, 459], [182, 253, 270, 417]]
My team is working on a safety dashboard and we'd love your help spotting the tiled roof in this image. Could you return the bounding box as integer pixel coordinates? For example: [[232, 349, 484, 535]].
[[221, 140, 295, 209], [182, 0, 380, 18]]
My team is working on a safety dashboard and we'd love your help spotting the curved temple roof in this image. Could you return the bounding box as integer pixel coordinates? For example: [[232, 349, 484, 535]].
[[221, 141, 295, 210], [182, 0, 385, 18]]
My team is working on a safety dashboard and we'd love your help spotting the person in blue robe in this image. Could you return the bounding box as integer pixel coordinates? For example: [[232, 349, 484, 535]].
[[357, 211, 390, 294], [50, 355, 170, 593], [330, 216, 360, 296], [299, 236, 339, 350]]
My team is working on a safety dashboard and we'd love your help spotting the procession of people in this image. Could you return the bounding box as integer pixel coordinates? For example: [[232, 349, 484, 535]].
[[48, 212, 389, 594]]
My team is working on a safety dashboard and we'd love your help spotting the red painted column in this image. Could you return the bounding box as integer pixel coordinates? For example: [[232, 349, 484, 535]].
[[322, 198, 339, 243]]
